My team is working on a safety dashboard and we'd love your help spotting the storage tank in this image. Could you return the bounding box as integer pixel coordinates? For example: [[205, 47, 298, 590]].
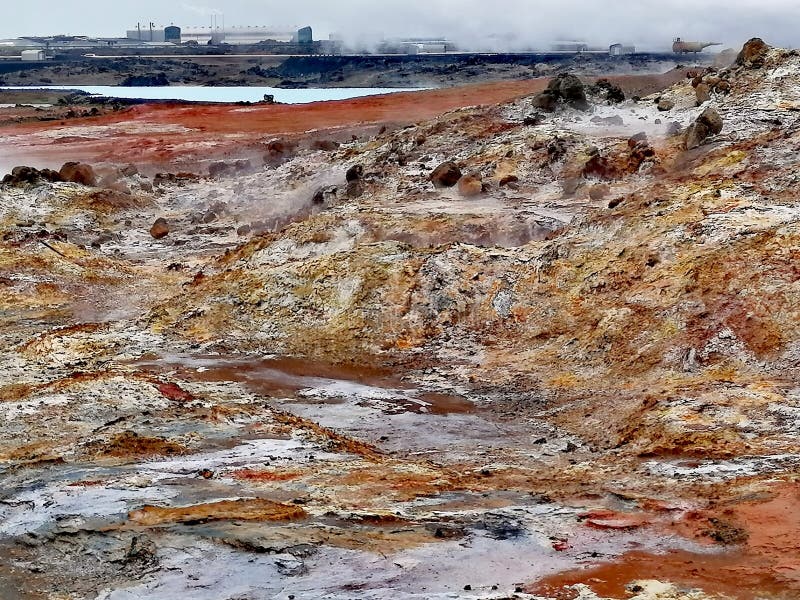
[[672, 38, 721, 54]]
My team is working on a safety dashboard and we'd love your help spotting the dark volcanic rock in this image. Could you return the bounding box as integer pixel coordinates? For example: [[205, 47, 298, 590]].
[[532, 90, 559, 112], [533, 73, 589, 112], [311, 140, 340, 152], [590, 79, 625, 104], [121, 73, 170, 86], [3, 166, 63, 185], [698, 107, 724, 135], [547, 73, 589, 110], [430, 161, 462, 188], [345, 164, 363, 182]]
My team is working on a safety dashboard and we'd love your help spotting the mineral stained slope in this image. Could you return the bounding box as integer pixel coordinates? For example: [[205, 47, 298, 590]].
[[0, 41, 798, 599]]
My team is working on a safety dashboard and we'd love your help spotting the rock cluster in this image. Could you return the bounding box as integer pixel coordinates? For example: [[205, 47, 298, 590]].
[[533, 73, 589, 112], [2, 162, 97, 186], [690, 68, 733, 104], [2, 166, 62, 185], [589, 78, 626, 104]]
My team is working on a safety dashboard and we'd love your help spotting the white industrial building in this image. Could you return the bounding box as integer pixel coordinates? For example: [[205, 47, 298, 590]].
[[609, 43, 636, 56], [20, 49, 46, 61], [174, 27, 295, 45]]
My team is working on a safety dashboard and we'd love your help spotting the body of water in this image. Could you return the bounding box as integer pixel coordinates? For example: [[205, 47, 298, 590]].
[[0, 85, 427, 104]]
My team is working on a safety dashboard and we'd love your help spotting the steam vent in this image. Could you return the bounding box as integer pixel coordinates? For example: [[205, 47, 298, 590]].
[[0, 32, 798, 599]]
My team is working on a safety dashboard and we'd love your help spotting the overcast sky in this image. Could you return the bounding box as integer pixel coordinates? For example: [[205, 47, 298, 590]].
[[3, 1, 799, 51]]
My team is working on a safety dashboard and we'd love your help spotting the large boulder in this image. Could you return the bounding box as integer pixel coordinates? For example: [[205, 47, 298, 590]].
[[736, 38, 770, 67], [59, 162, 97, 186], [533, 73, 589, 112], [532, 90, 559, 112], [430, 161, 462, 188], [548, 73, 589, 110], [685, 108, 723, 150], [698, 107, 724, 135]]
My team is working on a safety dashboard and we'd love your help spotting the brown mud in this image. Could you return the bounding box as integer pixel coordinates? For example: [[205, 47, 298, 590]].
[[531, 483, 800, 599]]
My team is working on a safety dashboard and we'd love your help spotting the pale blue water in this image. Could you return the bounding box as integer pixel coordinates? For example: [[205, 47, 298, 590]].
[[0, 86, 426, 104]]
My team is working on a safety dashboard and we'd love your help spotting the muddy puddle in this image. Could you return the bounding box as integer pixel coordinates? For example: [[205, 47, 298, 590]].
[[529, 549, 798, 600], [132, 353, 474, 416]]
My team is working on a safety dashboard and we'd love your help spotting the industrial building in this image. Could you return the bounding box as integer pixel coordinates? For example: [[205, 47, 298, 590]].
[[20, 49, 46, 61], [0, 35, 174, 53], [609, 43, 636, 56], [131, 26, 313, 46]]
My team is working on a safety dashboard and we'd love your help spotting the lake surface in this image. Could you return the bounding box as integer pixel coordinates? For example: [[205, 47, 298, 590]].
[[0, 85, 427, 104]]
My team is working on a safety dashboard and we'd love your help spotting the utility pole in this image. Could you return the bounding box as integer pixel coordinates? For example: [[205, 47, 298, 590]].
[[149, 22, 155, 42], [137, 22, 141, 41]]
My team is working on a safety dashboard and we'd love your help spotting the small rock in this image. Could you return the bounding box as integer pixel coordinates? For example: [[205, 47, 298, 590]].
[[715, 80, 732, 94], [430, 161, 462, 188], [311, 140, 340, 152], [695, 83, 711, 105], [312, 185, 338, 205], [523, 114, 543, 126], [590, 115, 625, 126], [149, 218, 170, 240], [120, 164, 139, 177], [657, 98, 675, 112], [499, 174, 519, 187], [457, 174, 483, 197]]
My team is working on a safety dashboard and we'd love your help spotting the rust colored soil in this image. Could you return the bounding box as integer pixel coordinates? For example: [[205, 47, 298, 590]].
[[128, 498, 307, 526], [91, 431, 188, 459], [529, 484, 800, 599], [0, 71, 687, 170], [230, 468, 304, 482]]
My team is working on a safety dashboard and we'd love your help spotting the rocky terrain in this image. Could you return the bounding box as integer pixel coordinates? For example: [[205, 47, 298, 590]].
[[0, 38, 798, 599], [0, 52, 704, 89]]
